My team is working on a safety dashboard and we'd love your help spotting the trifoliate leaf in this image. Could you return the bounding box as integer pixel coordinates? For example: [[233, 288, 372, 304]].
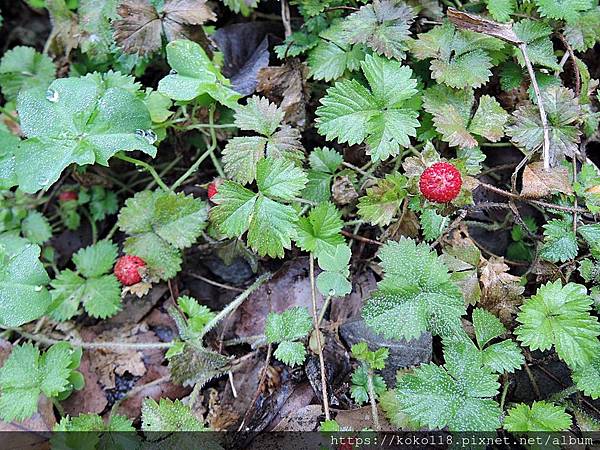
[[506, 86, 581, 166], [0, 343, 78, 421], [515, 281, 600, 368], [265, 306, 312, 367], [158, 40, 240, 109], [351, 365, 386, 405], [539, 219, 578, 263], [0, 46, 55, 101], [572, 351, 600, 399], [410, 23, 504, 89], [307, 22, 365, 82], [316, 53, 420, 161], [316, 243, 352, 297], [394, 341, 501, 431], [358, 173, 407, 226], [486, 0, 516, 22], [362, 237, 465, 341], [222, 96, 304, 184], [295, 202, 344, 255], [535, 0, 593, 23], [303, 147, 343, 203], [504, 401, 572, 431], [141, 398, 205, 432], [513, 20, 559, 70], [118, 190, 208, 279], [423, 85, 508, 148], [16, 76, 156, 193], [352, 343, 389, 370], [0, 239, 51, 327], [340, 0, 415, 60], [72, 240, 117, 278], [211, 159, 307, 258], [21, 211, 52, 245]]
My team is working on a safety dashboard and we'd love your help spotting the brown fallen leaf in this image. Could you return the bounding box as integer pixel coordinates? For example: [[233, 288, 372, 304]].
[[113, 0, 215, 55], [521, 161, 574, 198], [479, 256, 524, 325], [257, 60, 310, 128], [332, 175, 358, 205]]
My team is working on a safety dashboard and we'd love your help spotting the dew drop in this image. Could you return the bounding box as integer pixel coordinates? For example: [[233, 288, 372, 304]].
[[328, 288, 336, 297], [135, 129, 146, 138], [46, 88, 59, 103], [169, 69, 178, 75], [34, 285, 43, 292], [38, 176, 49, 187], [143, 130, 157, 144]]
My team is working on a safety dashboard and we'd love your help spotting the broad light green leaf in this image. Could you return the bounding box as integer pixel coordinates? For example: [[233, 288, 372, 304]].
[[316, 243, 352, 297], [16, 76, 156, 193], [142, 398, 205, 433], [362, 237, 465, 340], [302, 147, 343, 203], [21, 211, 52, 245], [0, 240, 51, 327], [0, 46, 55, 101], [504, 401, 572, 431], [265, 306, 312, 367], [158, 40, 240, 109]]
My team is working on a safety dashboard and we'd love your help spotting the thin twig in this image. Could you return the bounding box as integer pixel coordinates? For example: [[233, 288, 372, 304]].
[[341, 230, 382, 246], [281, 0, 292, 37], [366, 366, 381, 430], [310, 254, 330, 420], [238, 344, 272, 431], [183, 271, 244, 292]]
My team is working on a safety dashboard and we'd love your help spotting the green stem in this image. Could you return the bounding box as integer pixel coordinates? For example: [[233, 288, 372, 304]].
[[115, 154, 171, 192], [105, 221, 119, 241]]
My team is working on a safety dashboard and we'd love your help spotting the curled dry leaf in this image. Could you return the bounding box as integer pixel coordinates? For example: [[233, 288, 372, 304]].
[[257, 60, 310, 128], [332, 175, 359, 205], [114, 0, 216, 55], [521, 161, 574, 198], [479, 255, 524, 326]]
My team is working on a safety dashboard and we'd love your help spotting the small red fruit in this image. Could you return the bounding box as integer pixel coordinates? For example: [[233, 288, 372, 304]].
[[114, 255, 145, 286], [419, 162, 462, 203], [207, 181, 218, 202], [58, 191, 78, 202]]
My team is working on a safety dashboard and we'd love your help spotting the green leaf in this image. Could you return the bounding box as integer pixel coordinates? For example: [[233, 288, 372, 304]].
[[480, 339, 524, 374], [472, 307, 506, 349], [118, 190, 208, 279], [539, 219, 578, 263], [361, 237, 465, 341], [420, 208, 448, 242], [0, 46, 55, 101], [486, 0, 516, 21], [507, 86, 581, 166], [302, 147, 343, 203], [295, 202, 344, 255], [515, 280, 600, 368], [410, 23, 504, 89], [223, 96, 304, 184], [0, 123, 19, 190], [351, 365, 386, 405], [535, 0, 593, 23], [564, 8, 600, 51], [80, 275, 121, 319], [0, 343, 79, 421], [357, 173, 407, 226], [273, 341, 307, 367], [0, 240, 51, 327], [513, 20, 559, 70], [158, 40, 240, 109], [572, 351, 600, 399], [423, 85, 508, 148], [316, 243, 352, 297], [78, 0, 119, 59], [504, 401, 572, 431], [210, 159, 307, 258], [394, 341, 501, 431], [340, 0, 415, 60], [16, 76, 156, 193], [316, 54, 420, 161], [21, 211, 52, 245], [72, 240, 117, 278], [265, 306, 313, 343], [141, 398, 205, 432], [54, 412, 134, 431], [577, 223, 600, 255], [48, 269, 86, 321]]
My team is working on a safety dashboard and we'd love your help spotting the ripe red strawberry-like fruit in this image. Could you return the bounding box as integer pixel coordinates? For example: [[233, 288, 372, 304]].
[[419, 162, 462, 203], [58, 191, 78, 202], [207, 182, 218, 200], [114, 255, 145, 286]]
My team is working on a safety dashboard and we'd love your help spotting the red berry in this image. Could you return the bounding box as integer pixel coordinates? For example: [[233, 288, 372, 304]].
[[419, 162, 462, 203], [114, 255, 145, 286], [207, 181, 218, 202], [58, 191, 78, 202]]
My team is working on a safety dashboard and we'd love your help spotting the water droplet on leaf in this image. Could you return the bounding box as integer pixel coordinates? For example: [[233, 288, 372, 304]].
[[169, 69, 178, 75], [328, 288, 336, 297], [143, 130, 157, 144], [46, 89, 59, 103], [34, 285, 43, 292]]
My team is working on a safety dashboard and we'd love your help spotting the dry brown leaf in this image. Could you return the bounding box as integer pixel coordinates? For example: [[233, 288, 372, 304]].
[[332, 175, 358, 205], [113, 0, 215, 55], [521, 161, 574, 198], [479, 256, 524, 325], [257, 60, 309, 128]]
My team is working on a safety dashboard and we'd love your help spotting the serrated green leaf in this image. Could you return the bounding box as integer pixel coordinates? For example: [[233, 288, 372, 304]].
[[0, 123, 19, 190], [361, 237, 465, 341], [316, 54, 419, 161], [472, 308, 506, 349], [504, 401, 572, 431], [72, 240, 117, 278], [0, 46, 55, 101], [316, 243, 352, 297], [516, 280, 600, 368], [142, 398, 205, 433], [481, 339, 524, 373], [486, 0, 516, 21], [80, 275, 121, 319], [21, 211, 52, 245], [265, 306, 313, 343], [539, 219, 578, 263], [420, 208, 448, 242], [535, 0, 593, 23], [273, 341, 307, 367], [358, 173, 407, 226], [572, 351, 600, 399], [158, 40, 240, 108], [48, 269, 86, 321], [295, 202, 344, 255], [351, 365, 386, 405], [16, 76, 156, 193], [513, 20, 559, 70], [564, 8, 600, 51]]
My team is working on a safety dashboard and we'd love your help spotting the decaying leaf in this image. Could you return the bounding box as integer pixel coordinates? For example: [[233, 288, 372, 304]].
[[257, 60, 310, 128], [113, 0, 215, 55], [332, 175, 358, 205], [479, 256, 524, 325], [46, 0, 80, 57], [169, 344, 233, 388], [521, 161, 574, 198]]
